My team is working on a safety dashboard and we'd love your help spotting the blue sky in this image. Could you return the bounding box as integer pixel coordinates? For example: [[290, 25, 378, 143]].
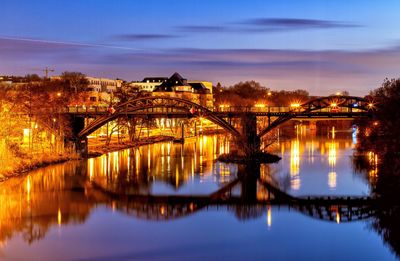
[[1, 0, 400, 95]]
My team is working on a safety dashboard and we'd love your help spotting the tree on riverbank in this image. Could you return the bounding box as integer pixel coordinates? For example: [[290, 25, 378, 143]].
[[354, 77, 400, 258], [0, 76, 88, 177], [214, 81, 310, 107]]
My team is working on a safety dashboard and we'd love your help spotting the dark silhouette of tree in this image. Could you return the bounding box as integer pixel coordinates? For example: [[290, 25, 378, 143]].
[[355, 77, 400, 258], [61, 71, 88, 93], [24, 74, 42, 82], [215, 81, 271, 106]]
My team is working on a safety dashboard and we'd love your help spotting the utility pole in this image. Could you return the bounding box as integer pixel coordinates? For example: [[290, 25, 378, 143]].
[[42, 67, 54, 78]]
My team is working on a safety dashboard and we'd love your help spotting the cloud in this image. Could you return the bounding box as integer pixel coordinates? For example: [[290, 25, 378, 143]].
[[1, 35, 399, 95], [176, 25, 228, 33], [175, 18, 360, 33], [241, 18, 360, 31], [114, 33, 180, 41], [98, 46, 400, 95]]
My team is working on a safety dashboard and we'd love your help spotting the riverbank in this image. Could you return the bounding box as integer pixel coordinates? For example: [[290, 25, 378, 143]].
[[0, 135, 175, 182], [0, 153, 79, 182], [87, 135, 175, 157]]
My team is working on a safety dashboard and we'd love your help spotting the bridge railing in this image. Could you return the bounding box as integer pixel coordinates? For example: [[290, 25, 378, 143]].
[[213, 106, 366, 113], [66, 105, 368, 114]]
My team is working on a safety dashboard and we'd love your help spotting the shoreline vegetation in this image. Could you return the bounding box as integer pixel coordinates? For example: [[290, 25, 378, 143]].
[[0, 153, 79, 182], [0, 135, 176, 182]]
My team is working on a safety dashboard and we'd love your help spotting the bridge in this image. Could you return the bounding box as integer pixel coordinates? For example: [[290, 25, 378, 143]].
[[69, 95, 373, 155]]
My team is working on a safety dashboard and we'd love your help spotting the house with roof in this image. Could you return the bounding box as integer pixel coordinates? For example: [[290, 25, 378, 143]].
[[152, 72, 214, 108], [129, 77, 168, 92]]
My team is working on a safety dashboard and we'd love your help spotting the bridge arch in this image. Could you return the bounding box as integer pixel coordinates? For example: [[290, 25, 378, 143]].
[[258, 95, 372, 138], [78, 96, 241, 138]]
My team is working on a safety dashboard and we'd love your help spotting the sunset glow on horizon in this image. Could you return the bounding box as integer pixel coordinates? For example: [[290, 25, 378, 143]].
[[1, 0, 400, 95]]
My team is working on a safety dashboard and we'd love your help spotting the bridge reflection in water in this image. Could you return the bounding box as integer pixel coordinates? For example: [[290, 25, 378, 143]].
[[0, 134, 382, 248]]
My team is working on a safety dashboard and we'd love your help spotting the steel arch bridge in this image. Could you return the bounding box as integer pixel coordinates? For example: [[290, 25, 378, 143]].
[[257, 95, 372, 138], [78, 96, 241, 139], [77, 95, 372, 141]]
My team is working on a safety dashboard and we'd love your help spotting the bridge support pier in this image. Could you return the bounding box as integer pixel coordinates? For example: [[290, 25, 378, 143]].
[[240, 113, 261, 156], [70, 116, 88, 157], [75, 138, 88, 157]]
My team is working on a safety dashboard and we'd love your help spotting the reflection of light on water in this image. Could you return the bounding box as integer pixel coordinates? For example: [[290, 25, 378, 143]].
[[167, 155, 171, 174], [291, 178, 300, 190], [26, 175, 31, 202], [368, 151, 379, 183], [328, 171, 337, 189], [267, 205, 272, 228], [86, 134, 237, 194], [175, 167, 179, 188], [218, 163, 231, 183], [136, 149, 140, 176], [107, 153, 111, 176], [88, 158, 94, 181], [219, 142, 225, 155], [352, 126, 358, 144], [181, 153, 184, 171], [147, 147, 151, 170], [101, 155, 106, 176], [191, 158, 194, 178], [113, 151, 119, 173], [328, 142, 337, 168], [336, 212, 340, 224], [307, 140, 315, 163], [127, 149, 131, 175], [213, 136, 217, 159], [290, 139, 300, 175], [57, 208, 62, 226], [327, 139, 338, 190], [290, 139, 300, 190], [200, 136, 203, 155]]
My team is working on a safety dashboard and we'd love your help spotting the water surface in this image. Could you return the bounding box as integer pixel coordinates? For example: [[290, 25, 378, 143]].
[[0, 132, 396, 260]]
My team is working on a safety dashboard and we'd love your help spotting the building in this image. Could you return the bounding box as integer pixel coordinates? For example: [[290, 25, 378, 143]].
[[0, 76, 13, 85], [129, 77, 168, 92], [152, 72, 214, 108], [50, 75, 122, 106], [86, 76, 122, 93]]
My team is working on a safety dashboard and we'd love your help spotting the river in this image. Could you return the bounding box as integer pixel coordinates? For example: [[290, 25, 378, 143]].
[[0, 129, 397, 260]]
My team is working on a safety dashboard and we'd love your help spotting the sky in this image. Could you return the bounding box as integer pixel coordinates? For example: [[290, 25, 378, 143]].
[[1, 0, 400, 95]]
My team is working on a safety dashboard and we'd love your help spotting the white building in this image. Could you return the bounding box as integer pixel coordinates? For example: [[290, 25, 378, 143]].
[[86, 76, 122, 93], [129, 77, 168, 92]]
